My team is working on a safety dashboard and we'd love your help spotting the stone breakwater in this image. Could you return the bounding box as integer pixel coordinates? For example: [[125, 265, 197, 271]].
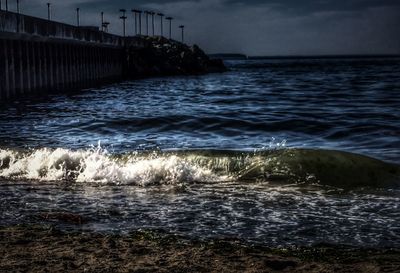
[[125, 36, 227, 78]]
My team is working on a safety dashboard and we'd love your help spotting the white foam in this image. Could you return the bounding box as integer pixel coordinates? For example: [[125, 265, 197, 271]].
[[0, 148, 219, 185]]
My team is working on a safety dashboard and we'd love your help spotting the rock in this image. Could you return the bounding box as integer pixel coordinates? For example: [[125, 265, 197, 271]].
[[264, 259, 298, 270], [39, 212, 84, 225], [207, 59, 227, 73], [125, 37, 227, 78]]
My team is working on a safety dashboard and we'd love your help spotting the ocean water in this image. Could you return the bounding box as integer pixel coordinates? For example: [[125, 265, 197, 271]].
[[0, 57, 400, 247]]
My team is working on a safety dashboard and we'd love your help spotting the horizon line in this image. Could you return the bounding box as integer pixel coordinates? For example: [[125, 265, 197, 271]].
[[209, 53, 400, 59]]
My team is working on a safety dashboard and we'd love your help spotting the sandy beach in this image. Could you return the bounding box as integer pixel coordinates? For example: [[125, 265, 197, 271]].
[[1, 225, 399, 273]]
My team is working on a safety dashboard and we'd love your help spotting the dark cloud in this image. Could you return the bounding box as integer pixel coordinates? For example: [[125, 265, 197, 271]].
[[78, 0, 198, 11], [17, 0, 400, 55], [225, 0, 400, 13]]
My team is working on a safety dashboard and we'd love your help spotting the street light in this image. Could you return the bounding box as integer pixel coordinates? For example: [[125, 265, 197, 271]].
[[179, 25, 185, 43], [47, 3, 51, 21], [151, 12, 155, 36], [157, 13, 164, 37], [101, 12, 104, 31], [119, 9, 127, 37], [76, 8, 80, 27], [144, 11, 150, 36], [138, 10, 142, 35], [165, 17, 173, 39], [131, 9, 137, 35], [16, 0, 19, 13], [132, 9, 143, 35]]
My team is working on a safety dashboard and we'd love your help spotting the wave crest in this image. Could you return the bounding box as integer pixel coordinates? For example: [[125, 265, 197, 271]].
[[0, 148, 219, 185], [0, 147, 399, 188]]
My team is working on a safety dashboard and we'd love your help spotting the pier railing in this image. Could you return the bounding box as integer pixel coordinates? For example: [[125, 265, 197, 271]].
[[0, 10, 124, 46]]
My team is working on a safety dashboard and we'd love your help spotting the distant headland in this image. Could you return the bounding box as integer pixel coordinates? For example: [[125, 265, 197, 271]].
[[209, 53, 248, 60]]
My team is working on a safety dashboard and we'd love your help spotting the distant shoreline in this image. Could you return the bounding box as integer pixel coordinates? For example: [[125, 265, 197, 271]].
[[209, 53, 400, 60], [249, 54, 400, 60]]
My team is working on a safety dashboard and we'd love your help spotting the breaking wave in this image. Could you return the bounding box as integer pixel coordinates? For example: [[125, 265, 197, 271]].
[[0, 146, 399, 188], [0, 147, 218, 186]]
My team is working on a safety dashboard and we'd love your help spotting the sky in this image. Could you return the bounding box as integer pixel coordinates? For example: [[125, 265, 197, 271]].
[[10, 0, 400, 56]]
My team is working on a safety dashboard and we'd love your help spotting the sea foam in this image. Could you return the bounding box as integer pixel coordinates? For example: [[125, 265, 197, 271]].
[[0, 147, 219, 185]]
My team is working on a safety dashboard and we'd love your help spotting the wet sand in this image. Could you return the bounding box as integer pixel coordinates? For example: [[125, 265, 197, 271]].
[[1, 225, 399, 273]]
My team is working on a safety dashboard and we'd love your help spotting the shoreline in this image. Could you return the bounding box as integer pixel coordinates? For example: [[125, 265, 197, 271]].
[[1, 225, 399, 273]]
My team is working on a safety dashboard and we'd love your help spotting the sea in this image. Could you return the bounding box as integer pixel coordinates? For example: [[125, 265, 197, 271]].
[[0, 57, 399, 247]]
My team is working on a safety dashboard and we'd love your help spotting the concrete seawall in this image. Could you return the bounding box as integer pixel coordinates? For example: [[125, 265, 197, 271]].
[[0, 10, 144, 101], [0, 38, 124, 100]]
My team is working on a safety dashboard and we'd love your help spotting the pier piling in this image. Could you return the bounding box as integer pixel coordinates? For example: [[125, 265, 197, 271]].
[[0, 10, 135, 101]]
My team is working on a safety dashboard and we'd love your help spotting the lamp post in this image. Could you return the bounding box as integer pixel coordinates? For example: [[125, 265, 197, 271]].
[[16, 0, 19, 13], [157, 13, 164, 37], [119, 9, 127, 37], [179, 25, 185, 43], [151, 12, 155, 36], [76, 8, 80, 27], [47, 3, 51, 21], [138, 10, 142, 35], [131, 10, 137, 35], [5, 0, 8, 11], [144, 11, 150, 36], [166, 17, 173, 39], [133, 10, 136, 35], [101, 11, 104, 31], [132, 9, 143, 35]]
